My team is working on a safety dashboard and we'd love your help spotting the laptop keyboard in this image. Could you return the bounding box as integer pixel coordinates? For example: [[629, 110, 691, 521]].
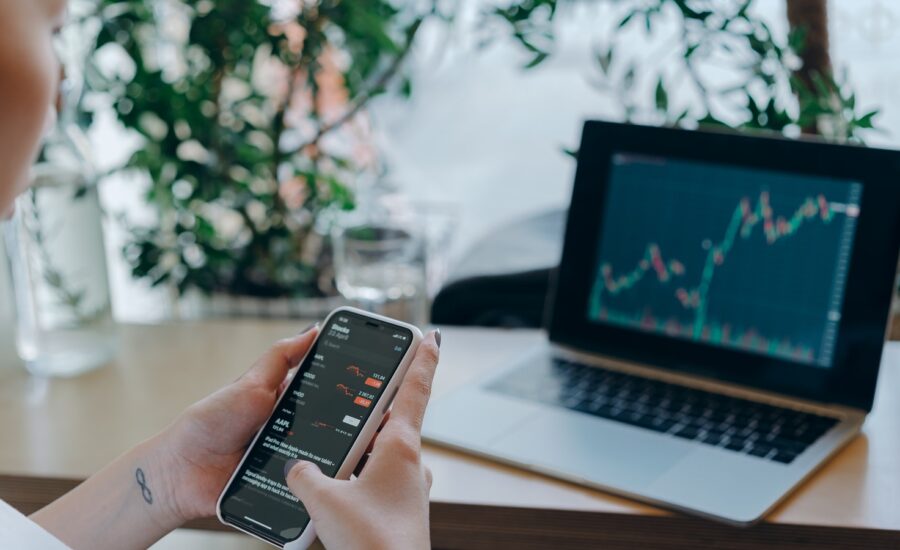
[[488, 358, 839, 465]]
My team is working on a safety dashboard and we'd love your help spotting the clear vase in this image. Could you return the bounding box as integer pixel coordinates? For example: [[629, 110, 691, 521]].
[[2, 126, 116, 377]]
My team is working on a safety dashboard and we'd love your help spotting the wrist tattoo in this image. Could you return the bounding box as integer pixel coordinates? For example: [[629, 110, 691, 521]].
[[135, 467, 154, 504]]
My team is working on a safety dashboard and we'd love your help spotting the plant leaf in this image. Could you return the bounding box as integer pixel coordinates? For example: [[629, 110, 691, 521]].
[[655, 77, 669, 113]]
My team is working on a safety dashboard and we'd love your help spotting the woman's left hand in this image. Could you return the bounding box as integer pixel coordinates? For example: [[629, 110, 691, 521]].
[[157, 325, 318, 522], [31, 325, 320, 549]]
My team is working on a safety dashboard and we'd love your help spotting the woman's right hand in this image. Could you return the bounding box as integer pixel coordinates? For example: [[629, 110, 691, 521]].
[[284, 330, 441, 550]]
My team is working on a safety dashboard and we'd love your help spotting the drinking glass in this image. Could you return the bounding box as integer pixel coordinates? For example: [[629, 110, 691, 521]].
[[332, 221, 428, 326]]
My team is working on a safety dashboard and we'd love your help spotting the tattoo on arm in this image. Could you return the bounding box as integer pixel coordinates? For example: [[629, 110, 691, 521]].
[[135, 468, 154, 504]]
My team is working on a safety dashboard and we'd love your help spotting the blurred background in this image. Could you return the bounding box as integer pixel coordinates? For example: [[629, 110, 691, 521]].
[[2, 1, 898, 546], [2, 0, 898, 328]]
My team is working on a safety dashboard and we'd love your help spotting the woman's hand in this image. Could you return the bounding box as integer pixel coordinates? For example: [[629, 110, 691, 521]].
[[284, 330, 441, 550], [31, 326, 320, 549], [32, 324, 439, 550], [158, 325, 320, 523]]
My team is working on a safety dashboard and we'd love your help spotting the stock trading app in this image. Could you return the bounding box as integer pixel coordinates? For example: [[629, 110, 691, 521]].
[[220, 312, 413, 544], [587, 153, 861, 368]]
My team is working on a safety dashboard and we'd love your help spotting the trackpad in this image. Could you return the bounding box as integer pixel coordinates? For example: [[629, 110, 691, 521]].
[[491, 408, 691, 491]]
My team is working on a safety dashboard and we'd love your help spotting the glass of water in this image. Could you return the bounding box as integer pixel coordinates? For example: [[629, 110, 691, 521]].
[[3, 136, 116, 377], [332, 221, 428, 326]]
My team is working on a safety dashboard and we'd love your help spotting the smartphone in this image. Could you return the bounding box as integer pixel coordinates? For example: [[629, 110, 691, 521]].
[[217, 307, 423, 549]]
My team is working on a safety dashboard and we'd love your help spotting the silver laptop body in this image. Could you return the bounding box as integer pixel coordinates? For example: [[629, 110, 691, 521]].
[[424, 122, 900, 525]]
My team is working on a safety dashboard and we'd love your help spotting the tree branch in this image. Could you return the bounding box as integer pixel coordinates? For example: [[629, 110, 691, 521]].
[[295, 17, 424, 152]]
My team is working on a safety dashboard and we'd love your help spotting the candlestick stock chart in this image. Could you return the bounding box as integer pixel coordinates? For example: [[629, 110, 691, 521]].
[[588, 154, 861, 368]]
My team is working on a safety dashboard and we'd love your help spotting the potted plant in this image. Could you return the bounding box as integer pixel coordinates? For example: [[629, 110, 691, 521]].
[[77, 0, 881, 319], [84, 0, 438, 317]]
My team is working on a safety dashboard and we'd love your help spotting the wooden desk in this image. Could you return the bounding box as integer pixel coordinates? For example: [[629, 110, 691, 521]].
[[1, 321, 898, 549]]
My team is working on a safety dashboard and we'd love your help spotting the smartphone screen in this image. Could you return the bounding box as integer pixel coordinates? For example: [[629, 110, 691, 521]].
[[219, 311, 414, 546]]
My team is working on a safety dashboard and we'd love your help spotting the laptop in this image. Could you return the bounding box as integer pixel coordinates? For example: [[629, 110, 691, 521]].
[[423, 121, 900, 525]]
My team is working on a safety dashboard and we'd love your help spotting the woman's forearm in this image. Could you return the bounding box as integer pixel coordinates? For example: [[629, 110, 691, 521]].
[[30, 434, 186, 550], [26, 329, 322, 548]]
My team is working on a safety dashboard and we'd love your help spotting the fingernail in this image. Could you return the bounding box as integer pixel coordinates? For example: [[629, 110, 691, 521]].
[[434, 329, 441, 348], [300, 322, 319, 335], [284, 458, 300, 479]]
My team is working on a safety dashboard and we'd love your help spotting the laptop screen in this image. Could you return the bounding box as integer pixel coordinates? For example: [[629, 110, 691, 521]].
[[550, 122, 900, 410], [586, 153, 863, 369]]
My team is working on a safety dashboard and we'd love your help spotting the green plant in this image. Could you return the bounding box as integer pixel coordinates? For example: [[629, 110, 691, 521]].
[[489, 0, 879, 143], [83, 0, 881, 302], [87, 0, 436, 298]]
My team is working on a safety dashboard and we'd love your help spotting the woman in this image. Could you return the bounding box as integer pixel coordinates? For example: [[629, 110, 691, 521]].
[[0, 1, 441, 548]]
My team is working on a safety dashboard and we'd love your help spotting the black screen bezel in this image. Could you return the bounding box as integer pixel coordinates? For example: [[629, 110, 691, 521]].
[[220, 310, 414, 545], [547, 121, 900, 412]]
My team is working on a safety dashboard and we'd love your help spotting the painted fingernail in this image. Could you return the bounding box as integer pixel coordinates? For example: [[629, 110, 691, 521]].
[[434, 329, 442, 348], [284, 458, 300, 479]]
